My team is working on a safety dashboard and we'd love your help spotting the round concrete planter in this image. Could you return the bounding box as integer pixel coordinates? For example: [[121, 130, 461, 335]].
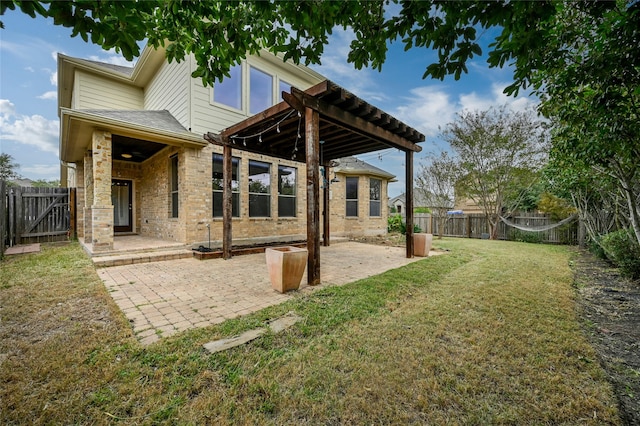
[[265, 246, 308, 293], [413, 233, 433, 257]]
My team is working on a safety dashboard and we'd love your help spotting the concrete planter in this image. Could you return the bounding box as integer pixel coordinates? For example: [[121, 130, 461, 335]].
[[265, 246, 308, 293], [413, 233, 433, 257]]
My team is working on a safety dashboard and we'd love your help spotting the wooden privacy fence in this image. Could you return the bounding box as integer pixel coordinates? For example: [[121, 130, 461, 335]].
[[413, 212, 580, 245], [1, 183, 75, 250]]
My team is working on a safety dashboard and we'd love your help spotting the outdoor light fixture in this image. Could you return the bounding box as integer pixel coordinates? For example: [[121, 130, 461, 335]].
[[121, 153, 133, 159]]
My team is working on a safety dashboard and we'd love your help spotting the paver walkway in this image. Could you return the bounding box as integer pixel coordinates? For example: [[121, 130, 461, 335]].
[[98, 241, 431, 345]]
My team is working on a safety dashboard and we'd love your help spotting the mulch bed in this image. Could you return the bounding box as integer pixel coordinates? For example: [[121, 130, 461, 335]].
[[572, 248, 640, 426]]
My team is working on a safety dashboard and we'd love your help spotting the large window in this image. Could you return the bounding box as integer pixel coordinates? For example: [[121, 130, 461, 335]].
[[169, 154, 179, 218], [369, 178, 381, 217], [278, 165, 296, 217], [346, 176, 359, 217], [249, 160, 271, 217], [213, 64, 242, 110], [212, 154, 240, 217], [279, 80, 292, 101], [250, 66, 273, 114]]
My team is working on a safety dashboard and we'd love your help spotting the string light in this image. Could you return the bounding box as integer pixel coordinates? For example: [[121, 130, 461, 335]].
[[229, 109, 296, 146]]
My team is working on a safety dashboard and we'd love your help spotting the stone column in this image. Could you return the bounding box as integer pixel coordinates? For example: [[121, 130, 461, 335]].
[[83, 152, 93, 244], [91, 130, 113, 251], [75, 159, 86, 240]]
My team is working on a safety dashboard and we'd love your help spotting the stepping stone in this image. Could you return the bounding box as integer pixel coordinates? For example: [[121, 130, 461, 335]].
[[203, 312, 302, 354]]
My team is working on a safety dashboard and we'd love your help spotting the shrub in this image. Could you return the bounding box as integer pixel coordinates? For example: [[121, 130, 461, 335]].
[[510, 229, 543, 244], [600, 228, 640, 279], [387, 214, 422, 234], [387, 214, 403, 233]]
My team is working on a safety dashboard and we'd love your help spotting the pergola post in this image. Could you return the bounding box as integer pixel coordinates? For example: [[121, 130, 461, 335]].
[[405, 149, 414, 258], [323, 174, 330, 247], [306, 107, 321, 285], [222, 142, 233, 260]]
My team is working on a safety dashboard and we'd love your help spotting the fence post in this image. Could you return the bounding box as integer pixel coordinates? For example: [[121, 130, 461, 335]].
[[0, 181, 5, 257]]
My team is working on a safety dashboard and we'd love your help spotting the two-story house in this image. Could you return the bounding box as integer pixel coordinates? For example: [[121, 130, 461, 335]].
[[58, 45, 423, 268]]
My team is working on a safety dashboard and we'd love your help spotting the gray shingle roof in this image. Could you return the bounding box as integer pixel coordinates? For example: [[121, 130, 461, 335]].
[[83, 59, 135, 76], [80, 110, 191, 135], [333, 156, 395, 180]]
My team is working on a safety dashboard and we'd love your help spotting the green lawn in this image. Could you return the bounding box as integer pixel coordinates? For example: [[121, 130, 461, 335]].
[[0, 238, 620, 424]]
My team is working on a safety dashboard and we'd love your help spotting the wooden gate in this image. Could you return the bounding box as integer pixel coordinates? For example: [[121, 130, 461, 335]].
[[2, 185, 75, 247]]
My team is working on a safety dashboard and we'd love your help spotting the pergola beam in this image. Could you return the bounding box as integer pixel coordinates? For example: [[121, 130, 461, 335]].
[[290, 88, 422, 154]]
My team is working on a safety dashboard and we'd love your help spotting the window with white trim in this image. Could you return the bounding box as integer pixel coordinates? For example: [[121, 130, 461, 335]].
[[346, 176, 358, 217], [213, 64, 242, 110], [279, 80, 292, 101], [369, 178, 381, 217], [250, 66, 273, 114], [249, 160, 271, 217], [278, 165, 296, 217], [212, 153, 240, 217]]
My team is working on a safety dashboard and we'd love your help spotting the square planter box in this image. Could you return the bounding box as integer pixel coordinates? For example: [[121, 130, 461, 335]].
[[265, 246, 308, 293], [413, 233, 433, 257]]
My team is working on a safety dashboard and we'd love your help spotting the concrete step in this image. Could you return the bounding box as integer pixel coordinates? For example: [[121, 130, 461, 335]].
[[93, 249, 193, 268]]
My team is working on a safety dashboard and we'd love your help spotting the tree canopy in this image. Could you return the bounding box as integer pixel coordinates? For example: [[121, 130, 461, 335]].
[[2, 1, 635, 94], [0, 153, 20, 181]]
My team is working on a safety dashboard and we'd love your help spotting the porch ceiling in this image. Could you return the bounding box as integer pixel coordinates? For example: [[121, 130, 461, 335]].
[[205, 80, 424, 163]]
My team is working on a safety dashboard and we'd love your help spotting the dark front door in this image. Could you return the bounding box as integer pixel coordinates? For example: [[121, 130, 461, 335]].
[[112, 179, 132, 233]]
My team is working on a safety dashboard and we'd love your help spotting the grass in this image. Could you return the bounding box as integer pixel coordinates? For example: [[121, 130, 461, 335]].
[[0, 239, 620, 424]]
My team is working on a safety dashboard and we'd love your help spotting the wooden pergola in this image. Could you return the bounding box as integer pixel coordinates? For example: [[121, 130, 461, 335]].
[[205, 80, 424, 285]]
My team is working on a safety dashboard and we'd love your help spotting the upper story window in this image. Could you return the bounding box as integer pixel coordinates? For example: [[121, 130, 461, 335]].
[[369, 178, 381, 217], [249, 160, 271, 217], [279, 80, 292, 101], [212, 153, 240, 218], [212, 62, 296, 115], [250, 66, 273, 114], [346, 176, 359, 217], [278, 165, 297, 217], [213, 64, 242, 110]]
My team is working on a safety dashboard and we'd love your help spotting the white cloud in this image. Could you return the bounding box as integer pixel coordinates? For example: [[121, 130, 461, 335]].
[[312, 28, 386, 103], [25, 66, 35, 73], [21, 164, 60, 177], [37, 91, 57, 100], [391, 82, 539, 141], [49, 70, 57, 86], [0, 102, 59, 156], [459, 82, 537, 114], [393, 86, 457, 138], [0, 99, 16, 116], [88, 48, 136, 67]]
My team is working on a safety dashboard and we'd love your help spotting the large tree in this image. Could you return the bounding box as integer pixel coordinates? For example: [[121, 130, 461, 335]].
[[0, 153, 20, 181], [416, 152, 456, 239], [442, 106, 548, 240], [2, 1, 635, 92]]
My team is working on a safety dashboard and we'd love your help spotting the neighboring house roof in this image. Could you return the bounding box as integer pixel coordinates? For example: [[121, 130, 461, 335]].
[[333, 156, 396, 181], [9, 178, 34, 187], [389, 190, 453, 209], [388, 191, 429, 207]]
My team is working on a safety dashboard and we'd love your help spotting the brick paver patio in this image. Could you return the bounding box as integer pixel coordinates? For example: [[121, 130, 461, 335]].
[[98, 241, 429, 345]]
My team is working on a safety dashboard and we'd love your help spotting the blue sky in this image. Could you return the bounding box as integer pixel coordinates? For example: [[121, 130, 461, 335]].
[[0, 9, 538, 196]]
